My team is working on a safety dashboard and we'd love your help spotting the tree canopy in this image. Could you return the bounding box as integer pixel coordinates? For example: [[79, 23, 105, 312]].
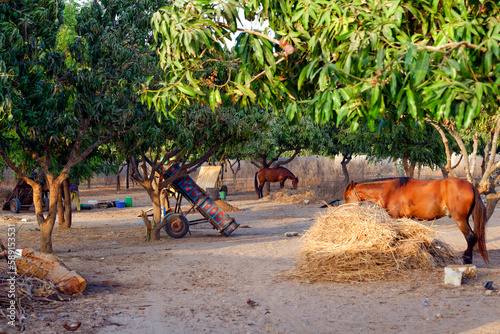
[[144, 0, 500, 131]]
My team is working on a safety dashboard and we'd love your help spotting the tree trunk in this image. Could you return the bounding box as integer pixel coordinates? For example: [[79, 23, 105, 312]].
[[341, 154, 352, 184], [60, 179, 72, 229], [409, 161, 416, 178], [35, 175, 65, 253], [402, 156, 415, 178], [15, 248, 87, 294], [117, 174, 121, 193], [126, 159, 130, 189], [142, 186, 163, 241], [485, 193, 500, 221], [440, 167, 449, 179], [151, 200, 163, 240], [57, 184, 65, 226], [39, 221, 54, 254], [160, 188, 169, 210], [264, 181, 271, 197]]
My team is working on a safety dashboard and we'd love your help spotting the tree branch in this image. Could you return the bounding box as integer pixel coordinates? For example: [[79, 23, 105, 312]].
[[428, 120, 458, 178], [445, 123, 474, 183], [215, 22, 280, 45], [275, 147, 301, 167], [415, 41, 487, 53]]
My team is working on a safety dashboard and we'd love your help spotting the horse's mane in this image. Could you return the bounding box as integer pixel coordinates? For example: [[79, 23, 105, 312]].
[[277, 166, 297, 178], [358, 177, 411, 187]]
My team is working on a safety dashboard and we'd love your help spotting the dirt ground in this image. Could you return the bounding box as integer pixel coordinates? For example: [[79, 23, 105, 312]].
[[0, 184, 499, 334]]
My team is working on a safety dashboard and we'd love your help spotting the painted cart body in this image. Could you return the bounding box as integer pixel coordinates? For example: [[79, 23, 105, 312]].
[[164, 164, 239, 237]]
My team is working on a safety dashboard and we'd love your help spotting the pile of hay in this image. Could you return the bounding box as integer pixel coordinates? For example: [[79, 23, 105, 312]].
[[289, 204, 458, 282], [215, 200, 241, 212], [270, 189, 322, 205]]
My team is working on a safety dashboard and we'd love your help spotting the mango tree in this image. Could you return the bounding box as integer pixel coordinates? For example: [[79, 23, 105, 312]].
[[144, 0, 500, 217], [0, 0, 157, 253], [0, 0, 107, 253], [122, 104, 260, 240]]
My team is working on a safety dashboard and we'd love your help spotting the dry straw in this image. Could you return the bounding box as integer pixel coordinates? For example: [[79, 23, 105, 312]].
[[270, 189, 325, 205], [289, 204, 458, 282], [215, 200, 241, 212]]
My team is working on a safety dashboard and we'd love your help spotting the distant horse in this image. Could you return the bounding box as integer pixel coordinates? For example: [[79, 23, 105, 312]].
[[255, 167, 298, 199], [343, 177, 488, 264]]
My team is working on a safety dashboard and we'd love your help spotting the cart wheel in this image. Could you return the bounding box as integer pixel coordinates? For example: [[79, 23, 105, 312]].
[[42, 198, 50, 212], [220, 185, 228, 194], [163, 213, 189, 238], [10, 199, 21, 214]]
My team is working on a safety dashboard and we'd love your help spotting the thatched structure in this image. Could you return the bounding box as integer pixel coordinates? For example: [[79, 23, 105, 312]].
[[290, 204, 459, 282]]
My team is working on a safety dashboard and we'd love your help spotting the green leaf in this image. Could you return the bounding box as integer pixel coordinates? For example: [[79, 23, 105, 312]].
[[387, 0, 401, 16], [377, 47, 385, 69], [235, 83, 257, 100], [447, 59, 460, 72], [252, 37, 264, 65], [390, 73, 398, 99], [406, 87, 417, 118], [208, 89, 216, 111], [177, 84, 197, 97], [264, 66, 273, 82], [332, 90, 341, 110], [318, 65, 330, 90], [371, 86, 380, 110], [298, 65, 309, 91], [286, 102, 297, 121], [215, 89, 222, 105], [413, 52, 430, 85], [463, 98, 478, 128], [335, 31, 352, 41], [484, 50, 492, 74]]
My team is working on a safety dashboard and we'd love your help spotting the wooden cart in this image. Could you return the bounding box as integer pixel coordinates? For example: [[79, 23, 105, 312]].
[[1, 177, 49, 214], [161, 164, 239, 238]]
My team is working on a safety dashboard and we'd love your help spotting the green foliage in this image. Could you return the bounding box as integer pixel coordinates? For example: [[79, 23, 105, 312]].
[[0, 0, 68, 173], [57, 0, 78, 53], [147, 0, 500, 131], [238, 111, 324, 166], [367, 121, 453, 170]]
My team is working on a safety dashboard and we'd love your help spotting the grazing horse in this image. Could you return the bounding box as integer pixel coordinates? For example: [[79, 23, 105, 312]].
[[255, 167, 298, 199], [343, 177, 488, 264]]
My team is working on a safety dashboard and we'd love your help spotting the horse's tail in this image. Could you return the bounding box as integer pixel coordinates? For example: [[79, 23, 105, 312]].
[[473, 187, 488, 263], [254, 172, 259, 196]]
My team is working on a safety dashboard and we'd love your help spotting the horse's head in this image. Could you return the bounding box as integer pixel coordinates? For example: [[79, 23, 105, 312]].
[[343, 181, 359, 203], [292, 177, 298, 188]]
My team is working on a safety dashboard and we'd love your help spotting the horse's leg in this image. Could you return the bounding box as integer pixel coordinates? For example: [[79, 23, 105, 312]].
[[279, 179, 285, 188], [452, 215, 476, 264], [254, 172, 260, 199], [258, 178, 265, 199]]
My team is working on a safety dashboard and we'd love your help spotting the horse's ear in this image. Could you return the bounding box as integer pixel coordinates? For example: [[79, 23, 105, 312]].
[[349, 181, 355, 189]]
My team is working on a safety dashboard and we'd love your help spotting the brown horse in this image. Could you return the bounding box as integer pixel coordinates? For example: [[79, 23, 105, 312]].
[[343, 177, 488, 264], [255, 167, 298, 199]]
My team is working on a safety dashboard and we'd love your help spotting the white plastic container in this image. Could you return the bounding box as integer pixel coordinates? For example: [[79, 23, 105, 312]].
[[444, 267, 462, 286]]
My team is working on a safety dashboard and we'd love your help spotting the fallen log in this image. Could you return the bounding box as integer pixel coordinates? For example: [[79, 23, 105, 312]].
[[15, 249, 87, 295]]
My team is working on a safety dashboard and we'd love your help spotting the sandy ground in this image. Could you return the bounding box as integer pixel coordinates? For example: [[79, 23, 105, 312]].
[[0, 185, 499, 334]]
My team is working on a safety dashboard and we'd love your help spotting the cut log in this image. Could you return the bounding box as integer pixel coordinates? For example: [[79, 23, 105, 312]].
[[15, 248, 87, 294]]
